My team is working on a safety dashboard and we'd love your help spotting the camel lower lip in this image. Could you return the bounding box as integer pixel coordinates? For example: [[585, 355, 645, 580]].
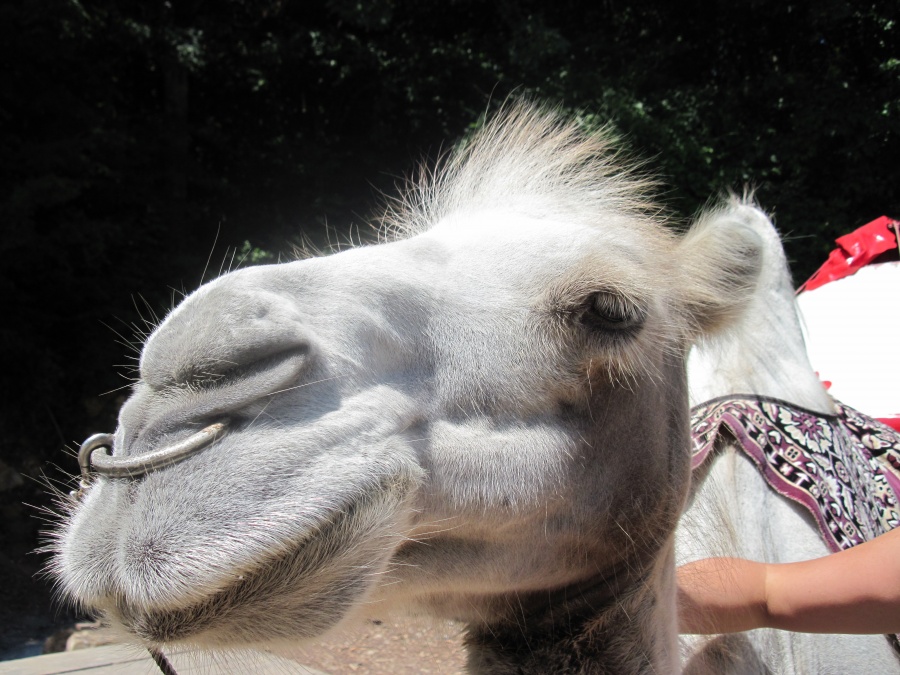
[[117, 516, 350, 643], [109, 482, 412, 646]]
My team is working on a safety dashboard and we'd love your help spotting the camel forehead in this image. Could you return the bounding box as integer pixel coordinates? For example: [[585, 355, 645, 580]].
[[422, 211, 669, 293], [429, 210, 652, 258]]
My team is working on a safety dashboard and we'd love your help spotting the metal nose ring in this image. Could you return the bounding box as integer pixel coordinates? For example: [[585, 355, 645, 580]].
[[76, 421, 229, 494]]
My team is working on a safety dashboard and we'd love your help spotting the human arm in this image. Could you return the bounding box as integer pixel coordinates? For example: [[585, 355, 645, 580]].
[[677, 527, 900, 634]]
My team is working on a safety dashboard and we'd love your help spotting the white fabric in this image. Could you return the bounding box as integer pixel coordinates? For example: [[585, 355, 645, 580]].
[[797, 261, 900, 420]]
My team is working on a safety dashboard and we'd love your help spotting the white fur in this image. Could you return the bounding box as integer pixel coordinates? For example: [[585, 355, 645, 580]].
[[51, 104, 888, 673], [681, 203, 898, 673]]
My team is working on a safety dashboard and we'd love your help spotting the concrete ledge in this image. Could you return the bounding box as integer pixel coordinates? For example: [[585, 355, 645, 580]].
[[0, 645, 329, 675]]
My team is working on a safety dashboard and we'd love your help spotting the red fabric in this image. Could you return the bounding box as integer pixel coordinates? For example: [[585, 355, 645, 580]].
[[881, 417, 900, 433], [800, 216, 900, 292]]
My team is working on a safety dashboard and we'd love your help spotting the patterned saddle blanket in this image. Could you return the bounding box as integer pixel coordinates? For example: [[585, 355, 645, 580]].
[[690, 395, 900, 553]]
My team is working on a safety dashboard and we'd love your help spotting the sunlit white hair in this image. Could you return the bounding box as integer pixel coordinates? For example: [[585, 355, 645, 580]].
[[380, 101, 665, 241]]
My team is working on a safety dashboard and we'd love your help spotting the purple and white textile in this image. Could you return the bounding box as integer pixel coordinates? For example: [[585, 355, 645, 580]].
[[690, 396, 900, 553]]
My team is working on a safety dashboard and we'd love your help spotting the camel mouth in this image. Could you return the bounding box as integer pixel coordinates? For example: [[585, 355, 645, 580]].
[[107, 472, 418, 647]]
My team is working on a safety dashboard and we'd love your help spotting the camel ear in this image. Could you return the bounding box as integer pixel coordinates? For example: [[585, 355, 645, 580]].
[[676, 202, 765, 339]]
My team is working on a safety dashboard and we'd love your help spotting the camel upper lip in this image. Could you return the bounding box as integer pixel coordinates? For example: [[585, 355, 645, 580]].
[[78, 421, 230, 485]]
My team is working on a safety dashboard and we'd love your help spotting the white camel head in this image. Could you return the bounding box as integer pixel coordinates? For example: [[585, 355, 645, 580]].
[[54, 104, 763, 673]]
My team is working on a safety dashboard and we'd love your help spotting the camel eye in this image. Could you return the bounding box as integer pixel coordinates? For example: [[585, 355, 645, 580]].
[[585, 291, 644, 332]]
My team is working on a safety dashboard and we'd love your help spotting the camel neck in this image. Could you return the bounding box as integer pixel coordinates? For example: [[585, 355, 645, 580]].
[[462, 550, 678, 673]]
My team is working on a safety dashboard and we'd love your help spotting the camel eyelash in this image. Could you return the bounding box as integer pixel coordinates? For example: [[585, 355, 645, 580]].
[[581, 291, 646, 333]]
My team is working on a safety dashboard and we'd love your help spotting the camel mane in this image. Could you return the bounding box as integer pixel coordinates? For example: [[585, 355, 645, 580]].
[[379, 101, 668, 243]]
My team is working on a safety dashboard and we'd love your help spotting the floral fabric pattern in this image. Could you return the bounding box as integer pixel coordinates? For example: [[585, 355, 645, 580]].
[[691, 396, 900, 553]]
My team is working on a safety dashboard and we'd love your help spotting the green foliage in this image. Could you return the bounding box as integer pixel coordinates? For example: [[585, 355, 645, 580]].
[[237, 240, 276, 266]]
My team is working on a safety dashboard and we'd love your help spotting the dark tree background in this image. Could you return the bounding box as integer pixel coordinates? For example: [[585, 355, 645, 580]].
[[0, 0, 897, 657]]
